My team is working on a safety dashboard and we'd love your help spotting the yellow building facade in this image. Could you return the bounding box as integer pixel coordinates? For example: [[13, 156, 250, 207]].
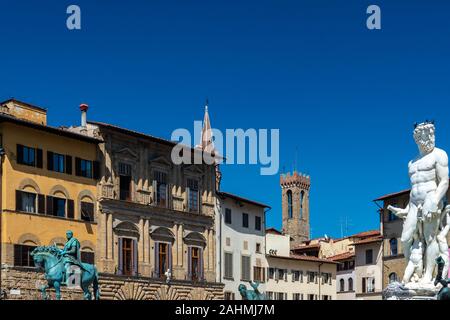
[[0, 99, 101, 272]]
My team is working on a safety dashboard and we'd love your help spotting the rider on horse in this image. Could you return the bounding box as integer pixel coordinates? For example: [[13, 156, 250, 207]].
[[60, 230, 88, 285]]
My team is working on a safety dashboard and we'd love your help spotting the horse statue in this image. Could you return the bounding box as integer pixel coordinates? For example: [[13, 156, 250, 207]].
[[31, 245, 100, 300], [238, 281, 266, 300]]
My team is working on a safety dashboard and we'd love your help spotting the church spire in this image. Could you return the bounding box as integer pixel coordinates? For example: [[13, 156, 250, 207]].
[[197, 99, 215, 153]]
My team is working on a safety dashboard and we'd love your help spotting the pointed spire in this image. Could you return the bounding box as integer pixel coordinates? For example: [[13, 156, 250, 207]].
[[197, 99, 215, 154]]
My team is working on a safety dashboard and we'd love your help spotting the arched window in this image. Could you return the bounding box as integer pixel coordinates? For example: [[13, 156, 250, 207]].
[[389, 272, 398, 283], [348, 278, 353, 291], [390, 238, 398, 256], [287, 190, 293, 219], [340, 279, 345, 292], [299, 191, 304, 219]]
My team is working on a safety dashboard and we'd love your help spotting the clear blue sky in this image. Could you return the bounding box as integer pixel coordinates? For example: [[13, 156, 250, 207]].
[[1, 0, 450, 238]]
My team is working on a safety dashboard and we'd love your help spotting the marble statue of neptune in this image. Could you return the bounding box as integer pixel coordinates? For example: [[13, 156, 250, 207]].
[[388, 121, 450, 286]]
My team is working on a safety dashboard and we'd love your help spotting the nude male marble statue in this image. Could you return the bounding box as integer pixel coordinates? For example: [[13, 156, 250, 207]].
[[388, 121, 449, 285]]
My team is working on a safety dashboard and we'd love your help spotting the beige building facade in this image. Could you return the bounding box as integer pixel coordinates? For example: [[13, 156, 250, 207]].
[[265, 229, 337, 300], [354, 235, 383, 300]]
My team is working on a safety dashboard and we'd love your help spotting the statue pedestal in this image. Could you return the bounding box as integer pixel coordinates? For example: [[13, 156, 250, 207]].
[[383, 281, 440, 300]]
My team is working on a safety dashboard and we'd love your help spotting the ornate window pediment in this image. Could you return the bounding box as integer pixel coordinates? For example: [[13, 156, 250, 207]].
[[150, 226, 175, 243], [183, 164, 204, 175], [149, 155, 173, 169], [115, 147, 139, 160], [183, 231, 206, 248]]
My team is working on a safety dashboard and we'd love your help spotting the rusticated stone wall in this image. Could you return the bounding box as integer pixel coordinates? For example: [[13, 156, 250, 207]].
[[1, 267, 84, 300], [1, 268, 224, 300]]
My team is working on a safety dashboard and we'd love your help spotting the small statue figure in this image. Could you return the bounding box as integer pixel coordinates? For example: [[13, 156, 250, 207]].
[[164, 268, 172, 284], [238, 281, 265, 300], [434, 256, 450, 300], [403, 232, 424, 284]]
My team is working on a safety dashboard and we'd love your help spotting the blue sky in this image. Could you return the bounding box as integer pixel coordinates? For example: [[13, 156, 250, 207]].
[[1, 0, 450, 238]]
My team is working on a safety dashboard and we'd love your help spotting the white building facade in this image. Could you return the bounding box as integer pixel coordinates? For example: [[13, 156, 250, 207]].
[[215, 192, 269, 300], [265, 229, 337, 300]]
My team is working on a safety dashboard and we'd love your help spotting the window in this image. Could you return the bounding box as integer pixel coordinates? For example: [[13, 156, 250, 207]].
[[78, 159, 93, 178], [299, 191, 304, 219], [76, 158, 99, 179], [53, 197, 66, 218], [256, 243, 261, 254], [189, 246, 203, 281], [308, 294, 315, 300], [276, 292, 286, 300], [287, 190, 293, 219], [225, 208, 232, 224], [365, 249, 373, 264], [278, 269, 286, 281], [255, 216, 261, 231], [242, 213, 249, 228], [389, 273, 399, 284], [154, 171, 167, 207], [308, 271, 315, 283], [119, 238, 137, 276], [322, 295, 331, 300], [388, 212, 398, 221], [253, 266, 265, 283], [348, 278, 353, 291], [14, 244, 36, 267], [348, 260, 355, 270], [266, 292, 274, 300], [49, 152, 65, 173], [224, 292, 235, 300], [390, 238, 398, 256], [241, 255, 251, 281], [81, 251, 95, 264], [362, 277, 375, 293], [340, 279, 345, 292], [155, 242, 171, 278], [16, 190, 36, 213], [268, 268, 275, 280], [293, 293, 303, 300], [17, 144, 41, 167], [322, 273, 331, 285], [187, 178, 199, 212], [224, 252, 233, 279], [81, 202, 94, 222], [293, 270, 301, 282], [119, 163, 132, 201], [45, 196, 73, 219]]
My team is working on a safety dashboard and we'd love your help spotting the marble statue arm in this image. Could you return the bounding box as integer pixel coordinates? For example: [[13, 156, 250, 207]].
[[387, 204, 409, 219], [432, 150, 449, 215]]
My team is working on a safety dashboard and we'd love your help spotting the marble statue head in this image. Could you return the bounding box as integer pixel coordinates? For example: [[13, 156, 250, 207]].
[[413, 121, 435, 154]]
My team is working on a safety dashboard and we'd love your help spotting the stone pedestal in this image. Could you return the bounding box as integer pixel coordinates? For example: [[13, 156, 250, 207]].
[[383, 281, 440, 300]]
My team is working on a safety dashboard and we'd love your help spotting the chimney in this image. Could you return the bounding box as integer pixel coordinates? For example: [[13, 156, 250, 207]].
[[80, 103, 88, 133], [80, 103, 89, 134]]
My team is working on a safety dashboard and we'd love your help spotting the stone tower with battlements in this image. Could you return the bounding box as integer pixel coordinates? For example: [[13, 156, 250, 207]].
[[280, 171, 311, 246]]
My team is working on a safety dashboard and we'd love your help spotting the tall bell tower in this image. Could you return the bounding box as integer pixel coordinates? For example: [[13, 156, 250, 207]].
[[280, 171, 311, 246]]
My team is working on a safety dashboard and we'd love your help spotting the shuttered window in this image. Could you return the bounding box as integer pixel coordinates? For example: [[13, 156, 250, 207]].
[[81, 202, 94, 222], [224, 252, 233, 279], [241, 255, 251, 281], [14, 244, 36, 267], [17, 144, 38, 167], [15, 190, 36, 213]]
